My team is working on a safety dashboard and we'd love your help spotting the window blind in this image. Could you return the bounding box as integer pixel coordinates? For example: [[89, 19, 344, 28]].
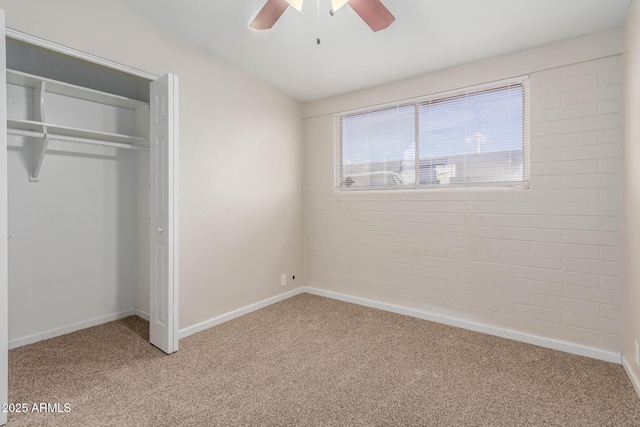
[[335, 77, 529, 190]]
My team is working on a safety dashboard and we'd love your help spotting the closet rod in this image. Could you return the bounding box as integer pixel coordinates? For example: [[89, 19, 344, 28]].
[[7, 128, 149, 151]]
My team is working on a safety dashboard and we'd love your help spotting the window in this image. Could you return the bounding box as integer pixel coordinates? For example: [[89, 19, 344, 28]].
[[335, 77, 529, 191]]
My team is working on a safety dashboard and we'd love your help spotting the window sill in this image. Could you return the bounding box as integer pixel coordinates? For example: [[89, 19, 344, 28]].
[[334, 182, 530, 195]]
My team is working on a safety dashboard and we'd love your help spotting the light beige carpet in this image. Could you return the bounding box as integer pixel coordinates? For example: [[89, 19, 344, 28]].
[[7, 293, 640, 426]]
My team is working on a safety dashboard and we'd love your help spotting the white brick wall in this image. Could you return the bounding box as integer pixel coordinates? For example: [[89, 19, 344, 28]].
[[303, 55, 623, 353]]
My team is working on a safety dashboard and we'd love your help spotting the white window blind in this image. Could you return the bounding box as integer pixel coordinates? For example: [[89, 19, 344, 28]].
[[335, 77, 530, 190]]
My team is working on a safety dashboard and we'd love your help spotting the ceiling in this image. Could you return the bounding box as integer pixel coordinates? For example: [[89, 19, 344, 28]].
[[119, 0, 631, 103]]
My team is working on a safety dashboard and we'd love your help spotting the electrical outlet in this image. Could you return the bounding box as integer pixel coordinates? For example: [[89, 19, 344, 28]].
[[280, 274, 287, 287], [635, 340, 640, 367]]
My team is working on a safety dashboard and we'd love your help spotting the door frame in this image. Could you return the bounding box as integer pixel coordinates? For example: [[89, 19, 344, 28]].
[[6, 29, 159, 81], [0, 28, 179, 420], [0, 12, 7, 427]]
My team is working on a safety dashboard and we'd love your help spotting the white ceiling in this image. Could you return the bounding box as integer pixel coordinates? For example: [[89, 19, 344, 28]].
[[119, 0, 631, 102]]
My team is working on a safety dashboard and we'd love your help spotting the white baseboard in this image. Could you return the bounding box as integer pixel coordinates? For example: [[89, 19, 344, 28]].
[[9, 287, 622, 368], [178, 287, 305, 340], [623, 355, 640, 399], [135, 307, 150, 321], [8, 309, 137, 350], [304, 287, 622, 364]]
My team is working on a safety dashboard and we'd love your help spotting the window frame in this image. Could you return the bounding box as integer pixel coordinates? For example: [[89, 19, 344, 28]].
[[334, 76, 530, 192]]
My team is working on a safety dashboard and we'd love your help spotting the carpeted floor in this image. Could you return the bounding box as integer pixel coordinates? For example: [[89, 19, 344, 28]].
[[7, 293, 640, 426]]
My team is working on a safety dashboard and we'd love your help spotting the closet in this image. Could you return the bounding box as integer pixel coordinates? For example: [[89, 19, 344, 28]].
[[0, 16, 180, 424], [0, 29, 178, 362]]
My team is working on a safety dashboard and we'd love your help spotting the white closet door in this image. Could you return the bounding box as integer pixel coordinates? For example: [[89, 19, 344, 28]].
[[149, 74, 179, 354], [0, 10, 8, 426]]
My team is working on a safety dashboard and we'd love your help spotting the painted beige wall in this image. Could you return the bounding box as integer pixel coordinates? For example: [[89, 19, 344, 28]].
[[303, 29, 622, 118], [623, 0, 640, 396], [0, 0, 304, 330], [303, 30, 624, 360]]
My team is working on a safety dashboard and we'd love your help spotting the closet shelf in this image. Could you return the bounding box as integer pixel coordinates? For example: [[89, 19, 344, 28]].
[[7, 119, 149, 148], [6, 68, 151, 182], [7, 69, 148, 110]]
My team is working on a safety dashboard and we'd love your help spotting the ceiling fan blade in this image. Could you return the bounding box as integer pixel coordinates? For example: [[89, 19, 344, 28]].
[[348, 0, 395, 32], [249, 0, 290, 30]]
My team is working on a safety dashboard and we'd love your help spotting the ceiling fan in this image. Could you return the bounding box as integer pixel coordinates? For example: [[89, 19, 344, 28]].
[[249, 0, 395, 32]]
